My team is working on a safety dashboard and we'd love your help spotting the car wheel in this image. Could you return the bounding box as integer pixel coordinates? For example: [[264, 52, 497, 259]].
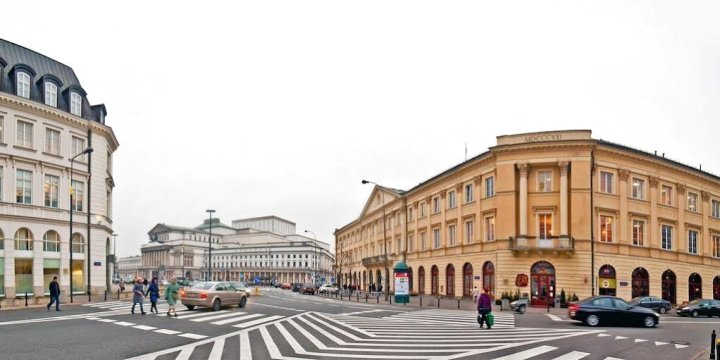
[[212, 299, 221, 312], [585, 314, 600, 327], [185, 305, 195, 311], [692, 310, 699, 318], [239, 296, 247, 308], [519, 305, 526, 314], [659, 307, 666, 314], [643, 316, 656, 328]]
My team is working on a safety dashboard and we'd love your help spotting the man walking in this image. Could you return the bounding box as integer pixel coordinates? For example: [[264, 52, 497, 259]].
[[47, 276, 60, 311], [477, 288, 492, 329]]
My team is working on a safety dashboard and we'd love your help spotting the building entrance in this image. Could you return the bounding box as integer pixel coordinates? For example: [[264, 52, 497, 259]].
[[530, 261, 555, 306]]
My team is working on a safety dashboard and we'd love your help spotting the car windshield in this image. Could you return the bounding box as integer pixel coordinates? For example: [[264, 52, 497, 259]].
[[689, 299, 702, 306], [190, 282, 214, 290], [628, 297, 643, 304]]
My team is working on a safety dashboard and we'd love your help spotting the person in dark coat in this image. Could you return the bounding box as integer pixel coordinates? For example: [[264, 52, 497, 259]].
[[145, 277, 160, 313], [131, 278, 146, 315], [477, 288, 492, 329], [47, 276, 61, 311]]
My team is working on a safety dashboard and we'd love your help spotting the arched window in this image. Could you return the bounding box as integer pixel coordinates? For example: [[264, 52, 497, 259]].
[[483, 261, 495, 296], [463, 263, 473, 297], [418, 266, 425, 295], [431, 265, 439, 295], [661, 270, 676, 304], [15, 228, 33, 251], [631, 268, 649, 298], [72, 233, 85, 253], [43, 231, 60, 252], [714, 276, 720, 301], [689, 273, 702, 301], [598, 264, 616, 296], [446, 264, 455, 296]]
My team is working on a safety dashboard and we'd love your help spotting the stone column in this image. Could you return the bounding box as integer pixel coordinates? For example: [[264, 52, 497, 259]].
[[559, 161, 570, 246], [702, 191, 711, 256], [676, 184, 686, 253], [618, 169, 630, 245], [649, 177, 659, 249], [33, 237, 44, 298], [4, 238, 14, 298], [518, 163, 529, 246]]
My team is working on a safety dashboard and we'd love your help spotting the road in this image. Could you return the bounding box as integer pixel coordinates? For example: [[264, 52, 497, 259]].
[[0, 288, 714, 359]]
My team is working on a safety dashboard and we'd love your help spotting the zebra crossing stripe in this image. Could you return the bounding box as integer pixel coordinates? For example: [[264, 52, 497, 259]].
[[133, 325, 157, 331], [175, 347, 193, 360], [115, 322, 135, 326], [190, 312, 245, 322], [491, 345, 557, 360], [551, 351, 590, 360], [233, 315, 284, 329], [211, 313, 264, 325], [207, 337, 225, 360], [154, 329, 181, 335], [176, 311, 228, 320], [240, 330, 252, 360], [178, 333, 207, 340]]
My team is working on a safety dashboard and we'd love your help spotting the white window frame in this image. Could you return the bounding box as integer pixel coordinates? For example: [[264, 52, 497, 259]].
[[0, 115, 4, 143], [632, 219, 645, 246], [16, 169, 32, 204], [688, 192, 698, 212], [600, 171, 614, 194], [44, 175, 59, 208], [464, 220, 474, 244], [448, 225, 456, 246], [420, 203, 426, 218], [537, 213, 553, 244], [484, 216, 495, 242], [44, 82, 57, 107], [420, 232, 426, 250], [407, 207, 414, 221], [465, 183, 474, 203], [599, 215, 614, 243], [45, 128, 60, 155], [408, 234, 414, 252], [631, 178, 645, 200], [713, 234, 720, 258], [16, 72, 30, 98], [432, 197, 440, 214], [432, 228, 440, 249], [485, 176, 495, 197], [688, 229, 698, 255], [713, 200, 720, 219], [16, 120, 33, 148], [71, 180, 84, 212], [70, 92, 82, 117], [538, 170, 552, 192], [72, 137, 86, 163], [661, 185, 673, 206], [43, 231, 60, 252], [448, 191, 456, 209], [661, 224, 673, 250]]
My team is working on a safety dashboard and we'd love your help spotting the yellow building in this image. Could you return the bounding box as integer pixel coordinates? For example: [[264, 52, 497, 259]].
[[334, 130, 720, 306]]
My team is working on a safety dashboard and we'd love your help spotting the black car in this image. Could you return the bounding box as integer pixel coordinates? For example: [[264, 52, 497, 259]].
[[676, 299, 720, 318], [629, 296, 672, 314], [568, 295, 658, 328], [291, 283, 303, 292]]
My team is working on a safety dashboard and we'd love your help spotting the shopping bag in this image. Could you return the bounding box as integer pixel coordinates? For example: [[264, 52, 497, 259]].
[[486, 312, 494, 327]]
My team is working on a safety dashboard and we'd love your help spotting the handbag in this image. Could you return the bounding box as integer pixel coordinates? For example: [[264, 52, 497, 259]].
[[486, 312, 495, 327]]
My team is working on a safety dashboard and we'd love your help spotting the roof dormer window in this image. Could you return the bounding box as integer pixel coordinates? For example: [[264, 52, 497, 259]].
[[16, 72, 30, 98], [70, 92, 82, 116], [45, 82, 57, 107]]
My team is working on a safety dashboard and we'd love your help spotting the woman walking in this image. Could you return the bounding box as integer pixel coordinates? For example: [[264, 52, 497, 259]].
[[165, 277, 180, 317], [146, 277, 160, 314], [131, 278, 146, 315], [477, 287, 492, 329]]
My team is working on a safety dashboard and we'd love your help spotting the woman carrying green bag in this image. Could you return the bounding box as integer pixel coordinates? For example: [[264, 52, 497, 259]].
[[477, 288, 493, 329]]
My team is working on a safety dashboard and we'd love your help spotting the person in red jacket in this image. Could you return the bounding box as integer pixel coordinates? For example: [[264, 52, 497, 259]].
[[477, 287, 492, 329]]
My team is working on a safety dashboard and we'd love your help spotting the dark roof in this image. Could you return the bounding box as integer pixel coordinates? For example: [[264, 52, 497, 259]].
[[0, 39, 106, 124], [148, 223, 210, 235]]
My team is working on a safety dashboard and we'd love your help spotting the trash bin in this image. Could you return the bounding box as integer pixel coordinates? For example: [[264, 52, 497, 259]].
[[501, 298, 510, 311]]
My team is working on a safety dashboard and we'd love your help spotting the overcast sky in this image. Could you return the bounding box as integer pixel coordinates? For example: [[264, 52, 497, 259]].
[[3, 1, 719, 256]]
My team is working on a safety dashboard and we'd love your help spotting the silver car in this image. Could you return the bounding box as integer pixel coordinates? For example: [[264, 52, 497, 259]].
[[180, 281, 248, 311]]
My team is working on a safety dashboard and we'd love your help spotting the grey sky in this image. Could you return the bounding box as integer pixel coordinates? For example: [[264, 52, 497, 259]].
[[2, 1, 719, 256]]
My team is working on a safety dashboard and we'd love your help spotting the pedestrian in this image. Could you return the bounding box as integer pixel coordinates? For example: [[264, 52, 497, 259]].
[[143, 277, 149, 292], [378, 284, 383, 293], [146, 277, 160, 313], [47, 276, 61, 311], [131, 278, 146, 315], [471, 286, 480, 302], [477, 287, 492, 329], [119, 278, 125, 292], [165, 277, 180, 317]]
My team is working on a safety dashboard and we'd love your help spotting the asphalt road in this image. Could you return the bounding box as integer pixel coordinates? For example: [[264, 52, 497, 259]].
[[0, 288, 715, 360]]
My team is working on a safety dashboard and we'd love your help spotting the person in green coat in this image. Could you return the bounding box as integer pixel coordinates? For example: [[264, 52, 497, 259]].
[[165, 277, 180, 317]]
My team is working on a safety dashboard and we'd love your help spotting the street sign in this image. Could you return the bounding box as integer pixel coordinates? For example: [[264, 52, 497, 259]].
[[94, 261, 101, 267]]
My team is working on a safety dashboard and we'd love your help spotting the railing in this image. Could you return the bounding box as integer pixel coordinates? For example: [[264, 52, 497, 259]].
[[510, 236, 574, 251]]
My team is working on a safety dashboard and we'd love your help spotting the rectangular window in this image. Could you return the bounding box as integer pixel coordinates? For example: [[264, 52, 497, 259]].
[[661, 185, 673, 206], [538, 170, 552, 192], [420, 232, 426, 250], [16, 72, 30, 98], [448, 225, 456, 246], [688, 193, 698, 212], [713, 200, 720, 219], [44, 175, 59, 208], [72, 137, 86, 162], [16, 120, 33, 148], [433, 228, 440, 248], [408, 235, 414, 252], [661, 225, 673, 250], [485, 177, 495, 197], [407, 207, 414, 221], [465, 221, 474, 244], [420, 203, 426, 218], [465, 183, 474, 203], [432, 197, 440, 214], [16, 169, 32, 204], [632, 220, 645, 246], [713, 235, 720, 258], [71, 180, 84, 212], [538, 214, 552, 239], [599, 215, 613, 243], [45, 128, 60, 155], [448, 191, 456, 209], [485, 216, 495, 241], [0, 166, 3, 202], [70, 92, 82, 116], [0, 115, 4, 142], [45, 82, 57, 107], [688, 230, 698, 255], [632, 178, 645, 199], [600, 171, 614, 194]]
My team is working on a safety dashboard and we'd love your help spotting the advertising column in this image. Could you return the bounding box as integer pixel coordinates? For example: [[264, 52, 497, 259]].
[[394, 261, 409, 304]]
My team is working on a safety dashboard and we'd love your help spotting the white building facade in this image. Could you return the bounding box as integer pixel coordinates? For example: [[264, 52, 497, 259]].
[[0, 39, 118, 304], [116, 255, 141, 281]]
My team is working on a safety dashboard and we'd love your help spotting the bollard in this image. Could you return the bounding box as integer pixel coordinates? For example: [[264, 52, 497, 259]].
[[389, 296, 392, 305], [716, 339, 720, 360], [340, 291, 343, 300], [420, 296, 423, 307], [366, 294, 368, 303], [458, 298, 460, 309], [711, 330, 716, 360], [104, 290, 107, 301], [357, 292, 359, 302], [25, 292, 28, 307], [117, 289, 120, 300], [377, 295, 379, 304], [437, 297, 440, 308]]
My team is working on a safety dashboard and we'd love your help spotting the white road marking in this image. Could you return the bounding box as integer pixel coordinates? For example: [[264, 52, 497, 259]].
[[97, 319, 117, 323], [207, 337, 225, 360], [675, 344, 689, 349], [240, 330, 252, 359], [175, 347, 194, 360], [551, 351, 590, 360], [179, 333, 207, 340], [490, 345, 557, 360], [133, 325, 157, 331], [546, 314, 564, 321], [212, 313, 264, 325], [115, 321, 135, 326], [603, 357, 625, 360], [598, 334, 612, 337], [614, 336, 628, 340], [190, 312, 245, 322], [339, 309, 385, 316], [176, 310, 228, 320], [655, 341, 668, 346], [154, 329, 181, 335], [233, 315, 284, 328], [634, 339, 647, 343]]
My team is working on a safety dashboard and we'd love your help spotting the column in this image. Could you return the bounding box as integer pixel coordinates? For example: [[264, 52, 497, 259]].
[[518, 163, 529, 246], [440, 190, 447, 249], [677, 184, 686, 253], [33, 236, 43, 297], [702, 191, 711, 256], [559, 161, 570, 244], [649, 177, 659, 249], [618, 169, 629, 245], [4, 238, 15, 298]]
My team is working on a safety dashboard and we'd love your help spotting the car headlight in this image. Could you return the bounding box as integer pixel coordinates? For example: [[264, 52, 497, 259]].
[[682, 307, 690, 311], [510, 301, 517, 306]]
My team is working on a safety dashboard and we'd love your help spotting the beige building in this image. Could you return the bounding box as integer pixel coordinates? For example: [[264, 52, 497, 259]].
[[335, 130, 720, 306]]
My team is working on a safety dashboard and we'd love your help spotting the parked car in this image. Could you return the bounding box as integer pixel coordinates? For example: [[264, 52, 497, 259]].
[[180, 281, 248, 311], [292, 283, 303, 292], [319, 284, 338, 294], [230, 281, 251, 298], [510, 298, 529, 314], [280, 283, 292, 290], [629, 296, 672, 314], [300, 283, 316, 295], [676, 299, 720, 318], [568, 295, 658, 328]]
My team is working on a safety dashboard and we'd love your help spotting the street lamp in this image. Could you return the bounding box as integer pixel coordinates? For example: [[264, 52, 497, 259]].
[[69, 146, 93, 303], [362, 179, 389, 301], [304, 230, 317, 285], [206, 209, 215, 281]]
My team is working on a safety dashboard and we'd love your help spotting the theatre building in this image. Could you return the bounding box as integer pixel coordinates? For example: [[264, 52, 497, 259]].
[[334, 130, 720, 305]]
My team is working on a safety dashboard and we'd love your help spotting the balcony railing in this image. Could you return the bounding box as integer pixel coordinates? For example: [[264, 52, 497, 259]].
[[361, 255, 388, 267], [510, 236, 574, 252]]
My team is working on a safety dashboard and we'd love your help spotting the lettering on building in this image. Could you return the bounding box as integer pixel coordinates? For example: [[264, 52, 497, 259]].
[[525, 134, 562, 143]]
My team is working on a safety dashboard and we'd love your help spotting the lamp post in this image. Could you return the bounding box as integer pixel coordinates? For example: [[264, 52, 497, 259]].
[[69, 146, 93, 303], [304, 230, 317, 285], [206, 209, 215, 281], [362, 179, 389, 301]]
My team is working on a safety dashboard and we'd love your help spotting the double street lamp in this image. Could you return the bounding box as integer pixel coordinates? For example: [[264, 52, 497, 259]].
[[69, 146, 93, 303], [362, 179, 389, 301], [206, 209, 215, 281]]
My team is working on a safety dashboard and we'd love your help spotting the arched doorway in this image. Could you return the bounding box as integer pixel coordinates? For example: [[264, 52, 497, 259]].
[[463, 263, 473, 297], [689, 273, 702, 301], [530, 261, 555, 306], [431, 265, 439, 295], [483, 262, 495, 297], [408, 267, 414, 293], [446, 264, 455, 296], [376, 269, 382, 290], [598, 264, 616, 296], [662, 270, 676, 304], [631, 267, 649, 298], [714, 276, 720, 301], [418, 266, 425, 294]]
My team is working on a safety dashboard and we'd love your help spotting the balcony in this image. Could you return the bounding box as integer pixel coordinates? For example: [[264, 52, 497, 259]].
[[361, 255, 388, 267], [510, 236, 574, 254]]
